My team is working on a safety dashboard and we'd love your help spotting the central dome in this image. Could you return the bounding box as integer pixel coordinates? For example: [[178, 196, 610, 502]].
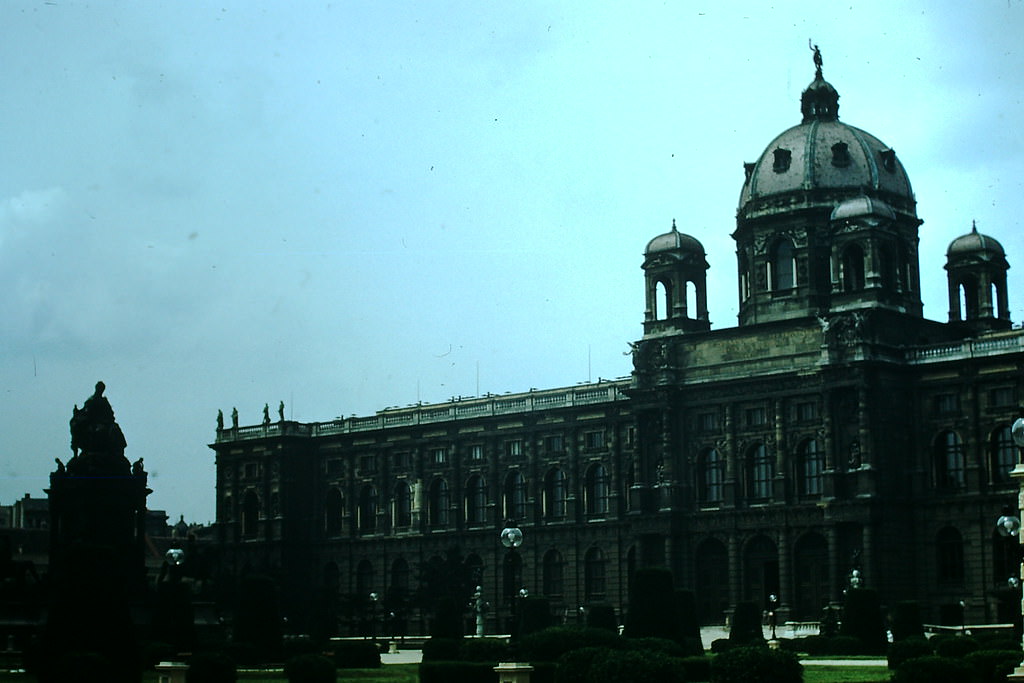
[[738, 69, 915, 220]]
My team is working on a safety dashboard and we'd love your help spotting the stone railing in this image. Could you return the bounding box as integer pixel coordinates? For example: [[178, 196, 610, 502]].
[[216, 379, 630, 443], [905, 332, 1024, 364]]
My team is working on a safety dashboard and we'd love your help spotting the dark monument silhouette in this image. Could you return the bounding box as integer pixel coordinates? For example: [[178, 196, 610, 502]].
[[42, 382, 150, 682]]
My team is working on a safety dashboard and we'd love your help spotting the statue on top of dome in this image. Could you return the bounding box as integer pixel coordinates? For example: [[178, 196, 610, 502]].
[[810, 40, 823, 76]]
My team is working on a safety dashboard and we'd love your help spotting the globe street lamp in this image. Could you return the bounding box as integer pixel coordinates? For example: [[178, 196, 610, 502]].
[[501, 523, 524, 637]]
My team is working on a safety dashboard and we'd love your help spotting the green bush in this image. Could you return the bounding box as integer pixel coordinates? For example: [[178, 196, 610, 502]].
[[892, 655, 974, 683], [186, 652, 237, 683], [430, 596, 464, 639], [710, 646, 802, 683], [586, 604, 619, 632], [284, 653, 336, 683], [557, 647, 687, 683], [520, 626, 623, 662], [521, 597, 554, 637], [421, 637, 461, 662], [556, 647, 608, 683], [840, 588, 887, 655], [420, 660, 497, 683], [887, 636, 932, 670], [933, 635, 979, 659], [679, 655, 710, 681], [965, 649, 1022, 682], [889, 601, 925, 642], [332, 639, 381, 668], [623, 567, 677, 640], [675, 590, 704, 653], [624, 637, 685, 657], [458, 637, 509, 662], [728, 602, 765, 647], [710, 638, 732, 653]]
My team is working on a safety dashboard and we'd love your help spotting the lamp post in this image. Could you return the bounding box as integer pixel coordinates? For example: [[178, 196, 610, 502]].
[[768, 593, 779, 642], [1007, 410, 1024, 680], [368, 592, 380, 643], [501, 523, 524, 637]]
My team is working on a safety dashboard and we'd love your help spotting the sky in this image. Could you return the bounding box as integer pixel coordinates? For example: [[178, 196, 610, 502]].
[[1, 1, 1022, 524]]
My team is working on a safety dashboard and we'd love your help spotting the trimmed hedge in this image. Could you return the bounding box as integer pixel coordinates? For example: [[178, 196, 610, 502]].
[[185, 652, 237, 683], [421, 637, 461, 662], [889, 601, 925, 642], [887, 636, 931, 670], [283, 654, 335, 683], [728, 601, 765, 647], [420, 660, 496, 683], [710, 646, 801, 683], [840, 588, 887, 655], [931, 634, 979, 659], [586, 604, 619, 633], [519, 626, 623, 662], [965, 649, 1022, 682], [458, 637, 509, 662], [332, 639, 381, 668], [557, 648, 687, 683], [892, 655, 974, 683]]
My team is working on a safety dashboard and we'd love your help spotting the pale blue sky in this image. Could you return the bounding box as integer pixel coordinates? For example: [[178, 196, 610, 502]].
[[1, 1, 1022, 523]]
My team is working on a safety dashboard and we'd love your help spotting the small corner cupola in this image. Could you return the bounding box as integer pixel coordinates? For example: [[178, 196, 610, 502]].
[[945, 221, 1012, 330], [642, 219, 710, 337], [800, 44, 840, 123]]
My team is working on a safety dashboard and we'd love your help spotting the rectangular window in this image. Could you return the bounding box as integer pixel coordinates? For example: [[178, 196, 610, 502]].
[[745, 407, 767, 426], [505, 440, 523, 458], [796, 402, 818, 422], [936, 393, 960, 415], [469, 444, 484, 461], [544, 434, 564, 453], [584, 430, 605, 450], [359, 454, 377, 474], [430, 448, 447, 465], [624, 426, 636, 447], [991, 387, 1015, 408], [393, 451, 410, 469], [698, 412, 720, 432], [244, 462, 259, 479]]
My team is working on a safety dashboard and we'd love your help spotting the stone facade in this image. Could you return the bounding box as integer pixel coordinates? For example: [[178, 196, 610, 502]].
[[209, 55, 1024, 634]]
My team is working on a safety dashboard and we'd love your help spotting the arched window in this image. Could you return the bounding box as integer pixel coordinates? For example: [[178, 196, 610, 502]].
[[393, 481, 411, 528], [242, 490, 259, 539], [739, 251, 751, 300], [934, 431, 966, 492], [798, 439, 824, 496], [503, 470, 527, 522], [465, 553, 484, 587], [655, 280, 671, 320], [879, 245, 896, 290], [465, 474, 487, 525], [584, 464, 610, 516], [324, 487, 344, 536], [770, 239, 796, 291], [542, 549, 564, 597], [428, 478, 449, 528], [358, 484, 377, 534], [543, 468, 567, 520], [698, 448, 724, 504], [936, 527, 965, 584], [746, 443, 773, 502], [356, 559, 374, 597], [990, 426, 1016, 484], [841, 243, 865, 292], [390, 558, 410, 601], [584, 547, 606, 601]]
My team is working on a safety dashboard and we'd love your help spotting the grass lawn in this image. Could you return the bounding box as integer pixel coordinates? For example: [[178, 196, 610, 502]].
[[802, 664, 891, 682]]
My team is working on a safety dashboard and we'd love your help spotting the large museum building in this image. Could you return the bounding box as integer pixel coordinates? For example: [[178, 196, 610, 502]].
[[210, 57, 1024, 634]]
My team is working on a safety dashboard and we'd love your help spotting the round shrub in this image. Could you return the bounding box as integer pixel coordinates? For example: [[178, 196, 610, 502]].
[[933, 635, 979, 659], [710, 646, 802, 683], [186, 652, 237, 683], [889, 601, 925, 642], [458, 637, 509, 662], [420, 637, 461, 662], [589, 648, 687, 683], [710, 638, 733, 654], [587, 604, 619, 633], [826, 635, 866, 656], [332, 639, 381, 668], [887, 636, 932, 670], [728, 601, 765, 647], [623, 567, 677, 640], [624, 637, 685, 657], [284, 653, 336, 683], [556, 647, 606, 683], [520, 626, 622, 662], [965, 649, 1022, 682], [893, 655, 974, 683]]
